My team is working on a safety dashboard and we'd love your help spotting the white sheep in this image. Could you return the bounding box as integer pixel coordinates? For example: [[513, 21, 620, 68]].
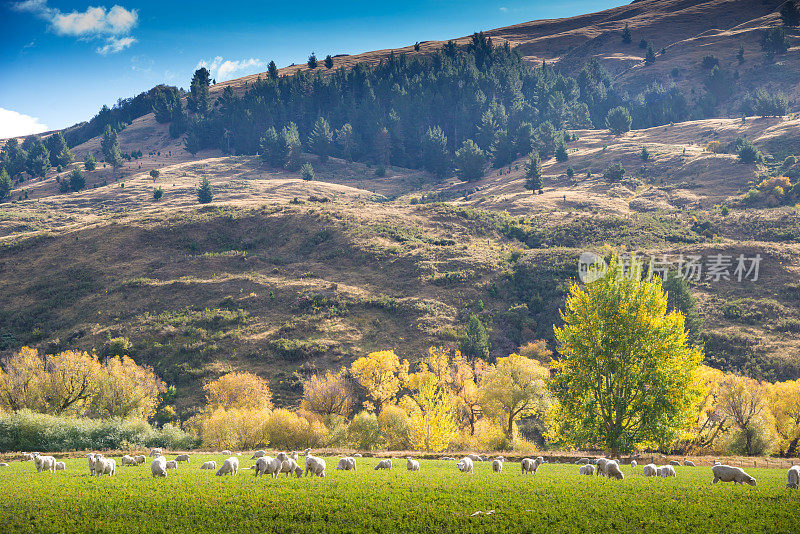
[[95, 458, 116, 476], [684, 460, 696, 467], [290, 451, 299, 462], [305, 454, 326, 477], [281, 459, 303, 478], [149, 448, 162, 457], [216, 457, 240, 476], [630, 460, 638, 468], [787, 465, 799, 489], [0, 463, 9, 467], [521, 458, 538, 474], [55, 461, 66, 471], [575, 458, 589, 465], [251, 450, 266, 460], [34, 455, 57, 473], [457, 457, 473, 474], [221, 450, 232, 455], [374, 459, 392, 471], [407, 458, 420, 471], [151, 457, 167, 477], [712, 465, 756, 486], [134, 455, 146, 465], [440, 456, 456, 461], [494, 456, 506, 462], [175, 454, 190, 463], [642, 464, 658, 477], [579, 464, 595, 476], [336, 457, 357, 471], [605, 460, 624, 480], [491, 459, 503, 473], [253, 456, 273, 477], [466, 453, 480, 462], [669, 460, 680, 466], [595, 458, 609, 476], [121, 455, 136, 467], [165, 460, 178, 470], [200, 461, 217, 470], [352, 453, 362, 458], [87, 453, 99, 475]]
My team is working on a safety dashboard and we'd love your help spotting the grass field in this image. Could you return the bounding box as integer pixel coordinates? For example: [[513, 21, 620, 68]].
[[1, 455, 798, 533]]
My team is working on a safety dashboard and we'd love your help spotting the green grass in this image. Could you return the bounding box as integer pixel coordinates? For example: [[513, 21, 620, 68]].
[[0, 456, 797, 533]]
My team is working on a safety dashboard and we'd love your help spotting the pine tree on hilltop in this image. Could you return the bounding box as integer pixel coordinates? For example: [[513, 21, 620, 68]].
[[187, 67, 211, 114], [307, 53, 318, 69], [621, 23, 632, 44], [324, 55, 334, 69], [0, 138, 27, 178], [268, 61, 279, 79], [197, 177, 213, 204]]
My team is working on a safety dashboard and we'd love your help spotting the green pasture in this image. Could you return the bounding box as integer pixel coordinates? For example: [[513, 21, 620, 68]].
[[0, 455, 797, 533]]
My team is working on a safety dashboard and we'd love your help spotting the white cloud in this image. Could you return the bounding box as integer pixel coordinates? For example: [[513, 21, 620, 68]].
[[499, 6, 508, 12], [195, 56, 265, 82], [97, 36, 136, 55], [0, 108, 48, 139], [12, 1, 138, 54]]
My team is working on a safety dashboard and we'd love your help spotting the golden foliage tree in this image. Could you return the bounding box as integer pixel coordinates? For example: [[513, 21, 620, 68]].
[[719, 375, 775, 456], [479, 353, 551, 438], [378, 404, 412, 450], [91, 356, 165, 419], [551, 255, 703, 453], [768, 379, 800, 456], [679, 365, 730, 453], [402, 352, 459, 452], [204, 372, 273, 411], [301, 370, 355, 417], [350, 350, 409, 411]]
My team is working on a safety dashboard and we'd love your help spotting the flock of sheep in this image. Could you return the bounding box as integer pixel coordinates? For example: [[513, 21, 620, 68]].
[[12, 450, 800, 489]]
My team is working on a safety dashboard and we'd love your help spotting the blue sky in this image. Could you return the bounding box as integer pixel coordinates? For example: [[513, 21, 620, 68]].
[[0, 1, 622, 138]]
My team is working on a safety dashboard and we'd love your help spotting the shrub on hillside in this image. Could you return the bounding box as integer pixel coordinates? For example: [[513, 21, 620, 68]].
[[705, 140, 726, 153], [605, 106, 632, 135], [735, 138, 763, 164], [603, 163, 625, 182], [348, 410, 381, 450]]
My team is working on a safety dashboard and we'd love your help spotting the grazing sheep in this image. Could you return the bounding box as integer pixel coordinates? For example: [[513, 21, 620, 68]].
[[630, 460, 638, 468], [149, 448, 162, 458], [34, 455, 57, 473], [165, 460, 178, 470], [305, 454, 326, 477], [290, 451, 299, 462], [492, 459, 503, 473], [494, 456, 506, 462], [95, 458, 116, 476], [134, 455, 146, 465], [336, 457, 357, 471], [596, 458, 609, 477], [216, 457, 240, 476], [605, 461, 624, 480], [466, 454, 481, 462], [457, 457, 473, 474], [251, 450, 266, 460], [712, 465, 756, 486], [253, 456, 271, 477], [579, 464, 595, 476], [576, 458, 589, 465], [265, 457, 284, 478], [669, 460, 680, 466], [684, 460, 696, 467], [221, 450, 232, 455], [521, 458, 539, 474], [200, 461, 217, 470], [440, 456, 456, 461], [121, 455, 137, 466], [352, 453, 362, 458], [151, 457, 167, 477], [374, 459, 392, 471], [787, 466, 799, 489], [406, 458, 420, 471], [55, 461, 66, 471], [175, 454, 190, 463], [281, 459, 303, 478], [642, 464, 658, 477]]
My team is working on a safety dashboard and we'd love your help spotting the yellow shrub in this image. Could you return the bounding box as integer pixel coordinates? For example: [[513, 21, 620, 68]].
[[265, 408, 328, 450], [378, 404, 411, 450], [199, 407, 271, 449]]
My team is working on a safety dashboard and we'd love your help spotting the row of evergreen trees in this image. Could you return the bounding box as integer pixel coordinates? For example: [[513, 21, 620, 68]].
[[167, 33, 714, 179]]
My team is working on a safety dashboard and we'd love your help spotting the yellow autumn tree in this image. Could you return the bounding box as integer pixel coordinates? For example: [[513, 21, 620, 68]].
[[349, 350, 409, 411], [91, 356, 165, 419], [768, 379, 800, 456], [204, 372, 273, 411], [301, 370, 355, 417], [678, 365, 730, 453]]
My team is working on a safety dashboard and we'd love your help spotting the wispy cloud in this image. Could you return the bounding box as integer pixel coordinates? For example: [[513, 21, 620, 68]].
[[195, 56, 265, 82], [0, 108, 48, 138], [12, 1, 138, 54]]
